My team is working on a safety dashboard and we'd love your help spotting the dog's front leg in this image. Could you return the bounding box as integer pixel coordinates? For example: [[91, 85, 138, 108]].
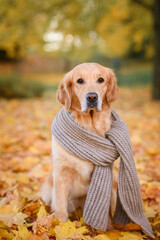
[[52, 170, 71, 222]]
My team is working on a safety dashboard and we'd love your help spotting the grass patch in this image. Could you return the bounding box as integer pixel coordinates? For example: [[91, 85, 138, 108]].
[[117, 68, 153, 87], [45, 84, 58, 92], [0, 74, 47, 98]]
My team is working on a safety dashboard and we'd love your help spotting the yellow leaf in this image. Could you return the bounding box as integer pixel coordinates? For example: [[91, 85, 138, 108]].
[[0, 205, 16, 214], [37, 205, 48, 219], [119, 231, 143, 240], [103, 231, 124, 240], [29, 146, 39, 154], [79, 217, 85, 227], [146, 148, 160, 156], [48, 227, 56, 235], [0, 220, 7, 228], [94, 234, 110, 240], [143, 203, 156, 218], [152, 220, 160, 226], [76, 226, 89, 235], [131, 135, 141, 144], [83, 236, 94, 240], [0, 228, 14, 239], [53, 218, 60, 226], [54, 220, 89, 240], [19, 156, 40, 170], [0, 196, 22, 214], [17, 173, 30, 184], [13, 226, 31, 240], [155, 230, 160, 237]]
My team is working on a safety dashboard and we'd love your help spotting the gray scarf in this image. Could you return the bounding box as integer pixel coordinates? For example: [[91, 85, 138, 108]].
[[51, 107, 154, 238]]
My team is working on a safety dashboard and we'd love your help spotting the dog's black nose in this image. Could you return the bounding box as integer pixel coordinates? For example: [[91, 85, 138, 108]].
[[86, 92, 98, 103]]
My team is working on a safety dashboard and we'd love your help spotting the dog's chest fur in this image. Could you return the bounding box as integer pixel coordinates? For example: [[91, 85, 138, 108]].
[[52, 109, 111, 199]]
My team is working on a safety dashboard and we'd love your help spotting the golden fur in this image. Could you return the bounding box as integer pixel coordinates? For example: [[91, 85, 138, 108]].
[[41, 63, 119, 226]]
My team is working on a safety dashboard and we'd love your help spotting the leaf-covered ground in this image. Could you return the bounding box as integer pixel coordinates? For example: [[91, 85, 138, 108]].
[[0, 87, 160, 240]]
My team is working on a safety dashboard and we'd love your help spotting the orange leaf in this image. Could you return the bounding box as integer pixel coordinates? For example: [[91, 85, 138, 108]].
[[112, 222, 141, 231]]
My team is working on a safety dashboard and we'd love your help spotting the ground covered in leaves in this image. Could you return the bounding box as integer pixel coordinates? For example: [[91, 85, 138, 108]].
[[0, 87, 160, 240]]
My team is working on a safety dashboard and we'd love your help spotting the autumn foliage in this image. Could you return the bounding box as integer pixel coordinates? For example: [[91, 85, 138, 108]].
[[0, 87, 160, 240]]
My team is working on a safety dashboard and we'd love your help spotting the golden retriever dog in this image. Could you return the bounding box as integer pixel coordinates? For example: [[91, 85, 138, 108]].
[[41, 63, 119, 226]]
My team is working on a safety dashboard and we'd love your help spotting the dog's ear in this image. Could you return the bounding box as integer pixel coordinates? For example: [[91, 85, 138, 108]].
[[106, 68, 119, 106], [57, 71, 72, 111]]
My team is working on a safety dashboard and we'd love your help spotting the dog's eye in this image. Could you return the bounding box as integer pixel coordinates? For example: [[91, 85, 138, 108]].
[[97, 77, 104, 83], [77, 78, 84, 84]]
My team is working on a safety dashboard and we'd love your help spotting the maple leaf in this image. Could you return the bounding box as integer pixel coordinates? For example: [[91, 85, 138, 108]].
[[94, 234, 110, 240], [0, 212, 28, 227], [12, 226, 32, 240], [95, 231, 123, 240], [112, 222, 141, 231], [37, 204, 48, 219], [16, 173, 30, 184], [0, 228, 14, 239], [54, 220, 89, 240], [28, 233, 50, 240], [119, 231, 143, 240], [143, 202, 157, 218], [31, 213, 55, 234]]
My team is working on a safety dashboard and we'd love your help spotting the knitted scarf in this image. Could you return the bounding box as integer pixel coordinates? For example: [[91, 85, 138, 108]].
[[51, 107, 154, 238]]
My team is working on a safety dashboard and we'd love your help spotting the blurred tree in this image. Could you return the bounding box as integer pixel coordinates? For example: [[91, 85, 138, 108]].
[[130, 0, 160, 100], [50, 0, 153, 59], [0, 0, 70, 58], [52, 0, 159, 99], [0, 0, 159, 99], [0, 0, 153, 60], [153, 0, 160, 99]]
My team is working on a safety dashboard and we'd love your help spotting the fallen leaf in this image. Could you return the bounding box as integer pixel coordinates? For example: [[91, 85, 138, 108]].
[[12, 226, 31, 240], [54, 220, 89, 240], [112, 222, 141, 231], [17, 173, 30, 184], [119, 231, 143, 240], [94, 234, 111, 240], [143, 203, 156, 218], [37, 204, 48, 219], [154, 230, 160, 237], [31, 214, 55, 234], [28, 233, 50, 240], [0, 228, 14, 239], [146, 148, 159, 156], [0, 212, 28, 227], [13, 212, 28, 226]]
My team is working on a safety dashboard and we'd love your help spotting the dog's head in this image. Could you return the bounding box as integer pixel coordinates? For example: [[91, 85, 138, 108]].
[[57, 63, 118, 112]]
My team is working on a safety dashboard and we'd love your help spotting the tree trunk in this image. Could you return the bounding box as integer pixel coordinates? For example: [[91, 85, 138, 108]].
[[152, 0, 160, 99]]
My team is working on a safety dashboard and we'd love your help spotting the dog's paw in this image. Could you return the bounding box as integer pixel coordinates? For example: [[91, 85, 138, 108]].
[[55, 211, 68, 222]]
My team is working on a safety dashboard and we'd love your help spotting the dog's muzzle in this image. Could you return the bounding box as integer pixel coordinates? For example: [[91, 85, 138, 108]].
[[86, 92, 98, 109]]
